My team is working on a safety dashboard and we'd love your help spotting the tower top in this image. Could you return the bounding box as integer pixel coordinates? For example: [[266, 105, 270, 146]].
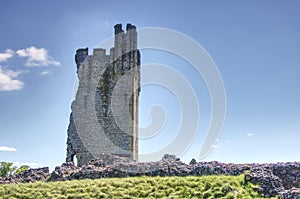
[[114, 23, 136, 35]]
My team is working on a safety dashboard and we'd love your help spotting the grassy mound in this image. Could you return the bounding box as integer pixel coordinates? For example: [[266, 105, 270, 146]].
[[0, 175, 279, 199]]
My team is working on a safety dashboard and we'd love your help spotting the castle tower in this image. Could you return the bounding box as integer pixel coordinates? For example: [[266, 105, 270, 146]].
[[66, 23, 140, 166]]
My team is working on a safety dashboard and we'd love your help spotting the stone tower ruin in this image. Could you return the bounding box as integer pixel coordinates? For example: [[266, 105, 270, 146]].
[[66, 23, 140, 166]]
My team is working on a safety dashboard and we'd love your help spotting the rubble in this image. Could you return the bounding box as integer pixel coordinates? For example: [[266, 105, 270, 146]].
[[1, 154, 299, 198]]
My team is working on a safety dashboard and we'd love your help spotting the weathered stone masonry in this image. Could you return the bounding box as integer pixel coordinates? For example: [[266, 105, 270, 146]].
[[66, 24, 140, 166], [2, 155, 300, 198]]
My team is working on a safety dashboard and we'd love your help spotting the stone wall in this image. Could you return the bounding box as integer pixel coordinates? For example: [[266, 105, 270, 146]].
[[1, 154, 299, 198], [53, 155, 300, 198], [66, 23, 140, 166], [0, 167, 49, 184]]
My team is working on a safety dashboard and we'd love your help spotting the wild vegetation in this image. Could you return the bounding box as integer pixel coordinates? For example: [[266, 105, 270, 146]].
[[0, 162, 30, 178], [0, 175, 279, 199]]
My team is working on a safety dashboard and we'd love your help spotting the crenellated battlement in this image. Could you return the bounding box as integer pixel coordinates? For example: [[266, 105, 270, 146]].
[[74, 23, 139, 77], [75, 48, 88, 72], [92, 48, 106, 57]]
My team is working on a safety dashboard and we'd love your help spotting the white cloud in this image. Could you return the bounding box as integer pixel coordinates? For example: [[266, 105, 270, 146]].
[[211, 144, 218, 149], [16, 46, 60, 67], [13, 161, 42, 168], [13, 161, 20, 166], [0, 67, 24, 91], [247, 133, 254, 136], [0, 146, 17, 152], [21, 162, 40, 168], [0, 49, 14, 62], [40, 70, 51, 76]]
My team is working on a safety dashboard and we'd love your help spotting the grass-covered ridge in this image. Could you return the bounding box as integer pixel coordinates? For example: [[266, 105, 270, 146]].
[[0, 175, 279, 199]]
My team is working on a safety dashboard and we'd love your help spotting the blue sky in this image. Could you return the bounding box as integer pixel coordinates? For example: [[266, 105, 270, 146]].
[[0, 0, 299, 169]]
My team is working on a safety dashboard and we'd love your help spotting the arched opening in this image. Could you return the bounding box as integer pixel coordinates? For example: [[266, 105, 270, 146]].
[[73, 155, 78, 167], [71, 154, 78, 167]]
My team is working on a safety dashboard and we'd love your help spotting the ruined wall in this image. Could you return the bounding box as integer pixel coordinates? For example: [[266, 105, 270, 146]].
[[66, 24, 140, 166]]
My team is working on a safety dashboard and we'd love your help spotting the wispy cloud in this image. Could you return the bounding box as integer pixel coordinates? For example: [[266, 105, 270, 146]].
[[40, 70, 51, 76], [211, 144, 218, 149], [13, 161, 42, 168], [0, 49, 14, 62], [21, 162, 40, 167], [0, 67, 24, 91], [16, 46, 60, 67], [0, 146, 17, 152], [247, 133, 254, 136]]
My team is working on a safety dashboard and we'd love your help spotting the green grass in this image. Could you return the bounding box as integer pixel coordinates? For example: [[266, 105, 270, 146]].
[[0, 175, 279, 199]]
